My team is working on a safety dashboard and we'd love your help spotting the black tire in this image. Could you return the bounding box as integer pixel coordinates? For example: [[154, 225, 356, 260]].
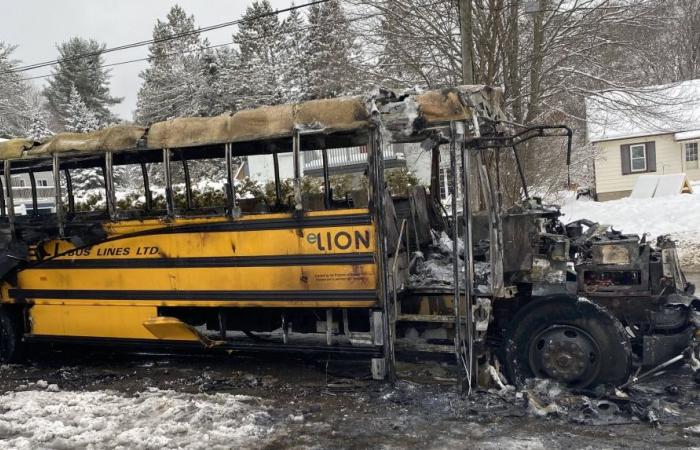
[[0, 308, 24, 363], [504, 296, 632, 389]]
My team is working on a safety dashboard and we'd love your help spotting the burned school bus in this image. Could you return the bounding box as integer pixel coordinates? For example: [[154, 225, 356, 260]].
[[0, 85, 697, 390]]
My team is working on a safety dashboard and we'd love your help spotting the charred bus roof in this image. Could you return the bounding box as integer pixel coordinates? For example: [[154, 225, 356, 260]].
[[0, 85, 505, 168]]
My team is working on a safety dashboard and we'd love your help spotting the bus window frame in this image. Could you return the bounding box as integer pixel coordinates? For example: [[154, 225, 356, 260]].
[[63, 168, 75, 216], [104, 151, 116, 220], [179, 154, 193, 210], [272, 151, 282, 206], [140, 162, 152, 212], [225, 142, 238, 217], [0, 173, 6, 219], [53, 154, 64, 236], [163, 148, 174, 217], [28, 169, 38, 216], [4, 161, 15, 236]]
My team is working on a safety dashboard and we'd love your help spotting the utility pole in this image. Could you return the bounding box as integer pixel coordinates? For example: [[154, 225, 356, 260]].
[[459, 0, 475, 84]]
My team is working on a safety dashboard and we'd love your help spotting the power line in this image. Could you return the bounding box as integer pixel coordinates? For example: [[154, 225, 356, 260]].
[[18, 42, 234, 82], [17, 11, 378, 84], [3, 0, 328, 75]]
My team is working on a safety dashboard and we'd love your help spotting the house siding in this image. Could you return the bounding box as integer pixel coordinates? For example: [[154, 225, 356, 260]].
[[593, 133, 685, 196]]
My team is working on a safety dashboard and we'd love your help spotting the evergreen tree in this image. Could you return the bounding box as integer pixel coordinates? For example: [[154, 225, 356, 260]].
[[64, 85, 99, 133], [305, 0, 358, 99], [278, 4, 309, 103], [26, 109, 52, 141], [231, 0, 283, 108], [43, 37, 122, 128], [135, 5, 209, 124], [0, 42, 31, 136]]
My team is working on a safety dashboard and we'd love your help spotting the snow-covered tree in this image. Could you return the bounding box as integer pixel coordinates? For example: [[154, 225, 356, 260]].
[[43, 37, 121, 128], [64, 85, 99, 133], [0, 42, 31, 137], [135, 5, 209, 124], [26, 109, 52, 142], [278, 5, 309, 103], [230, 0, 284, 108], [305, 0, 359, 99]]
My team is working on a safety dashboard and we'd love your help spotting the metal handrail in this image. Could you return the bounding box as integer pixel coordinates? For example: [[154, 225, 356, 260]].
[[391, 219, 408, 321]]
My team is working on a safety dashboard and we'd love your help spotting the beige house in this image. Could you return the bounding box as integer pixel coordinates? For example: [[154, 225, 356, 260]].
[[587, 79, 700, 201]]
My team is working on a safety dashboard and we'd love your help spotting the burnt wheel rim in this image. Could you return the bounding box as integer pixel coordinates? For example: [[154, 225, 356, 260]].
[[528, 325, 601, 386]]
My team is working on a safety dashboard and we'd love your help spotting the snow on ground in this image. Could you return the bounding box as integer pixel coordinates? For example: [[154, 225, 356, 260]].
[[560, 191, 700, 269], [0, 386, 279, 449]]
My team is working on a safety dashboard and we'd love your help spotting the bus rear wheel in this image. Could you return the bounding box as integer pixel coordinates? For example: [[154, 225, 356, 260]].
[[0, 308, 24, 363], [504, 297, 632, 389]]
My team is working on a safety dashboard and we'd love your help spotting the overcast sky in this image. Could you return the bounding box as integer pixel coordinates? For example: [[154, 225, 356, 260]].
[[2, 0, 293, 121]]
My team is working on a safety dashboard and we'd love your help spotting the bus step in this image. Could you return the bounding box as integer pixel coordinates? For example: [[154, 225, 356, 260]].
[[396, 314, 456, 323]]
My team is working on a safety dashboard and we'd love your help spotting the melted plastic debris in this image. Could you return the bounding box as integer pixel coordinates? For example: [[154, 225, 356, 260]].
[[407, 230, 491, 290]]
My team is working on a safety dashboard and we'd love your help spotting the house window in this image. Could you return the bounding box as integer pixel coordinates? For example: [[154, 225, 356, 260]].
[[11, 177, 25, 188], [630, 144, 647, 172], [37, 179, 49, 187], [685, 142, 698, 170]]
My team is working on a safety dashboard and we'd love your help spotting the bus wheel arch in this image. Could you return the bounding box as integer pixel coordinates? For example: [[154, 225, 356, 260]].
[[503, 295, 632, 389]]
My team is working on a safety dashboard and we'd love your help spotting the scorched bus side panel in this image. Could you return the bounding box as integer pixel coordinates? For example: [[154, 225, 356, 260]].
[[3, 209, 379, 340]]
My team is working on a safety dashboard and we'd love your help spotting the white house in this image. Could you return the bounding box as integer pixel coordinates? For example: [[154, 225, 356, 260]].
[[245, 144, 411, 184], [586, 79, 700, 201], [0, 138, 55, 214]]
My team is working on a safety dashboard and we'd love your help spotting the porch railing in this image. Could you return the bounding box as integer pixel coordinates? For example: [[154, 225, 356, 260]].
[[303, 146, 405, 172], [11, 186, 56, 200]]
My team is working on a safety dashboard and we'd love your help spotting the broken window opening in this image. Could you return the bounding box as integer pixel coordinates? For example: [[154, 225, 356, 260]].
[[158, 147, 231, 216], [113, 156, 148, 217]]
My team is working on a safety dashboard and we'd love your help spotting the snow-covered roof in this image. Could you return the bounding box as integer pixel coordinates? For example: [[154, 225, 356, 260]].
[[586, 79, 700, 143], [674, 129, 700, 141]]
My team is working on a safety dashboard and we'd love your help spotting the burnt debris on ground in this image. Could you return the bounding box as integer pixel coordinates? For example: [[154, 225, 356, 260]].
[[0, 349, 699, 448]]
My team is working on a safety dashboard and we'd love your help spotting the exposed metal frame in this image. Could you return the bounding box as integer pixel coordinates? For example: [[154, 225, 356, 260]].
[[53, 154, 64, 236], [469, 124, 573, 197], [0, 174, 6, 219], [140, 162, 152, 211], [367, 126, 395, 382], [321, 144, 331, 210], [63, 168, 75, 216], [4, 161, 15, 237], [272, 151, 282, 206], [28, 169, 38, 216], [292, 130, 302, 213], [459, 122, 475, 394], [181, 155, 193, 210], [104, 151, 116, 220], [224, 143, 238, 217], [163, 148, 174, 217]]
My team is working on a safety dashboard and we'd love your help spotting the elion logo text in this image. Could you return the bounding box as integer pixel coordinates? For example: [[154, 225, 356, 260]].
[[306, 230, 371, 251]]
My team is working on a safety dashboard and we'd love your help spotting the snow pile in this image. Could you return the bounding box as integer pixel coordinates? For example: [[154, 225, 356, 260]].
[[561, 192, 700, 269], [0, 388, 279, 449]]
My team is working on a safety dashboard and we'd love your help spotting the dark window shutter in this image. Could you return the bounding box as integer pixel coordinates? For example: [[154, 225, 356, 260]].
[[620, 144, 631, 175], [646, 141, 656, 172]]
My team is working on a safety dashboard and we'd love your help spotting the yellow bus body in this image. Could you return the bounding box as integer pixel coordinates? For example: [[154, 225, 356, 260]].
[[3, 209, 378, 341]]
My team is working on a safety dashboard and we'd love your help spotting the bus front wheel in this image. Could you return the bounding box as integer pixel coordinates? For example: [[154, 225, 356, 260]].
[[504, 296, 632, 389]]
